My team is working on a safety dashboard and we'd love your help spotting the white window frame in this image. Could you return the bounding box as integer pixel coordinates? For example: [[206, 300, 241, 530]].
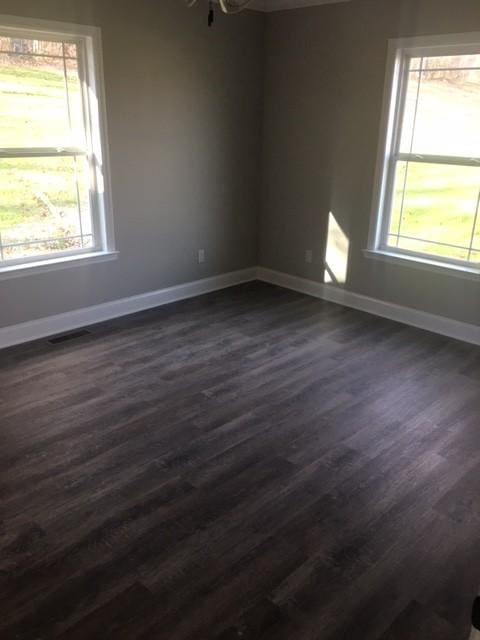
[[366, 31, 480, 279], [0, 14, 116, 280]]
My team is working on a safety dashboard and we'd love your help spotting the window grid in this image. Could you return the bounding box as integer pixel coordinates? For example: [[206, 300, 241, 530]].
[[468, 191, 480, 261], [381, 49, 480, 266], [0, 233, 92, 249], [0, 49, 77, 60], [61, 41, 87, 250], [387, 232, 480, 253], [393, 56, 424, 247], [409, 66, 480, 73]]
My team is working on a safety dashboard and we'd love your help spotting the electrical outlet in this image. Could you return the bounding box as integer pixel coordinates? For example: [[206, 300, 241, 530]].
[[305, 249, 313, 264], [198, 249, 205, 264]]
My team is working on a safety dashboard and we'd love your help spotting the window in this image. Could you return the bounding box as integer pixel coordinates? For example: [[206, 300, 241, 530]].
[[369, 33, 480, 272], [0, 16, 114, 275]]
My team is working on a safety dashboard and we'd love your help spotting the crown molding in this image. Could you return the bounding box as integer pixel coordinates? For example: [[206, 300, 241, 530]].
[[249, 0, 350, 11]]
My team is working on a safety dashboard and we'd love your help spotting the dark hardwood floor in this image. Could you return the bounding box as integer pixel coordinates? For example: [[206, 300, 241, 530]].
[[1, 281, 479, 639]]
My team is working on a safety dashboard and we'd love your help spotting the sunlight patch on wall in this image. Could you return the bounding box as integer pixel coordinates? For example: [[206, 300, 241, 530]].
[[324, 211, 349, 284]]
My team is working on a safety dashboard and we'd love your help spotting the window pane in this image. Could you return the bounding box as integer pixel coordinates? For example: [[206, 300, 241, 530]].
[[400, 55, 480, 158], [423, 54, 480, 70], [388, 161, 407, 236], [409, 57, 422, 71], [64, 43, 78, 59], [400, 63, 420, 153], [0, 45, 84, 148], [390, 235, 470, 262], [0, 156, 93, 261], [387, 161, 480, 261], [469, 250, 480, 264], [0, 36, 63, 56], [65, 59, 86, 148]]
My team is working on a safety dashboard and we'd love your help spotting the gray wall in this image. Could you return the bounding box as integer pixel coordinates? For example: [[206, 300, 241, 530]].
[[0, 0, 264, 328], [260, 0, 480, 326], [3, 0, 480, 331]]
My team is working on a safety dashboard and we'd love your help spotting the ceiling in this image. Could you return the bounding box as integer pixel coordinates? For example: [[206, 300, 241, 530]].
[[251, 0, 350, 11]]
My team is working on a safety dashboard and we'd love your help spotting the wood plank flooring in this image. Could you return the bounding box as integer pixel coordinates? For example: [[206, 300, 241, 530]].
[[0, 281, 479, 639]]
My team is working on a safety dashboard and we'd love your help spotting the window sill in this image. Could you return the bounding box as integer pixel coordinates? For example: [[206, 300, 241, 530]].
[[363, 249, 480, 281], [0, 250, 119, 281]]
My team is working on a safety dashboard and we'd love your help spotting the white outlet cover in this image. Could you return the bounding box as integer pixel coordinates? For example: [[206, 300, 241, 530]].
[[198, 249, 205, 264], [305, 249, 313, 264]]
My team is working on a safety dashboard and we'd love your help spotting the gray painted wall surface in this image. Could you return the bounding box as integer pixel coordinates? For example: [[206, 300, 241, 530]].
[[2, 0, 480, 331], [260, 0, 480, 326], [0, 0, 264, 328]]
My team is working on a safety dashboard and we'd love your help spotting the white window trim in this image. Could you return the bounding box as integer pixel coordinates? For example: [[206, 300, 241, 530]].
[[366, 31, 480, 278], [0, 250, 118, 281], [0, 13, 116, 279]]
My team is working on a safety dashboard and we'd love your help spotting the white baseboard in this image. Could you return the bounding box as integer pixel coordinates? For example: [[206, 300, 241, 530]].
[[0, 267, 256, 349], [2, 265, 480, 349], [257, 266, 480, 346]]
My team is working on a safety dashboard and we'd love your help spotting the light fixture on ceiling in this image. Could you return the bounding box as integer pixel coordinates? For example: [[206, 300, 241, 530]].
[[186, 0, 253, 27]]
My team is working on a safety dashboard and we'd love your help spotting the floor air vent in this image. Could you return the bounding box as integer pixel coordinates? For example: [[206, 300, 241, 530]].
[[48, 329, 91, 345]]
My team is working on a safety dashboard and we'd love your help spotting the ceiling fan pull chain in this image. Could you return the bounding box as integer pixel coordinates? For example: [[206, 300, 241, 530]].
[[184, 0, 253, 22], [208, 0, 214, 26]]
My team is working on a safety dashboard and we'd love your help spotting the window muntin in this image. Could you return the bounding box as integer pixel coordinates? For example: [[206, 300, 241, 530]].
[[399, 55, 480, 158], [0, 25, 111, 268], [373, 39, 480, 269]]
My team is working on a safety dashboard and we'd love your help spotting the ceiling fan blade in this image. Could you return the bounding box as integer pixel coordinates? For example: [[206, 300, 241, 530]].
[[218, 0, 253, 14]]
